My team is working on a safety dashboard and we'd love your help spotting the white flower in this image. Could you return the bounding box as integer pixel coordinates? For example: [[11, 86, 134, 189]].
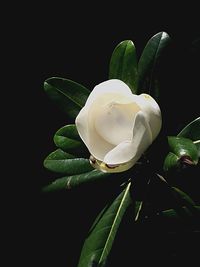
[[75, 79, 162, 173]]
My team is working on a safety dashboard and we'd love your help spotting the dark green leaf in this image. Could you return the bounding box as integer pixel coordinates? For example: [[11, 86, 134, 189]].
[[43, 169, 110, 192], [195, 141, 200, 157], [170, 187, 200, 219], [44, 77, 90, 119], [163, 137, 199, 171], [161, 205, 200, 220], [137, 32, 171, 100], [134, 201, 143, 221], [77, 183, 132, 267], [151, 176, 198, 219], [161, 207, 192, 220], [109, 40, 138, 93], [178, 117, 200, 157], [54, 124, 88, 156], [168, 136, 198, 162], [171, 187, 195, 206], [43, 149, 93, 175], [163, 152, 180, 171]]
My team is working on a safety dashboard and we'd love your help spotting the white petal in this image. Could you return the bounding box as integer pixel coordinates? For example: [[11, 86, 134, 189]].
[[95, 102, 140, 145], [76, 79, 139, 161], [104, 111, 152, 165], [84, 79, 134, 108], [135, 94, 162, 140], [76, 101, 114, 161], [75, 106, 90, 146]]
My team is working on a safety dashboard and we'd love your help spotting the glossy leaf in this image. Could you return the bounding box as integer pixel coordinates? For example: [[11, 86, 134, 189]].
[[178, 117, 200, 156], [163, 137, 199, 171], [44, 149, 93, 175], [43, 169, 110, 192], [77, 182, 132, 267], [163, 152, 179, 171], [137, 32, 171, 100], [168, 136, 198, 162], [44, 77, 90, 119], [109, 40, 138, 93], [54, 124, 88, 156]]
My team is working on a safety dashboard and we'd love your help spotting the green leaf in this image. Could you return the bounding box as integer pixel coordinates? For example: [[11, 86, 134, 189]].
[[161, 205, 200, 220], [43, 149, 93, 175], [77, 182, 132, 267], [109, 40, 138, 93], [170, 187, 200, 218], [168, 136, 198, 162], [43, 169, 110, 192], [195, 141, 200, 157], [161, 207, 192, 220], [163, 137, 199, 171], [54, 124, 88, 156], [44, 77, 90, 119], [178, 117, 200, 157], [134, 201, 143, 222], [163, 152, 180, 171], [171, 187, 195, 207], [151, 176, 198, 220], [137, 32, 171, 100]]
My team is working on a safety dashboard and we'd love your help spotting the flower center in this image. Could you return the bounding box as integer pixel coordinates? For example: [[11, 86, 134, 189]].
[[95, 102, 140, 146]]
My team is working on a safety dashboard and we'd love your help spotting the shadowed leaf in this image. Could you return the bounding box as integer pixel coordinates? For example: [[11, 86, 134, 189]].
[[54, 124, 88, 156], [44, 77, 90, 118], [77, 183, 132, 267]]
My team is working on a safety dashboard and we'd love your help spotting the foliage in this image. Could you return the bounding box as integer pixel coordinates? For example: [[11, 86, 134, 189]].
[[43, 32, 200, 267]]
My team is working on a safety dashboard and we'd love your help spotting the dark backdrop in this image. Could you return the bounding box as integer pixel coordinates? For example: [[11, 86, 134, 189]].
[[13, 5, 200, 267]]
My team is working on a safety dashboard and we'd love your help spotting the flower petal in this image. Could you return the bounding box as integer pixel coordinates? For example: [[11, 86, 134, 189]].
[[75, 106, 90, 146], [95, 102, 140, 145], [76, 101, 114, 161], [136, 94, 162, 140], [76, 79, 139, 161], [85, 79, 134, 107], [104, 111, 152, 165]]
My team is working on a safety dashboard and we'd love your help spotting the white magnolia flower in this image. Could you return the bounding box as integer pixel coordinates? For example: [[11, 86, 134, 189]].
[[75, 79, 162, 173]]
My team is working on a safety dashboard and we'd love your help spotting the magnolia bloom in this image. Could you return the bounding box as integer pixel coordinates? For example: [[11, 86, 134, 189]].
[[75, 79, 162, 173]]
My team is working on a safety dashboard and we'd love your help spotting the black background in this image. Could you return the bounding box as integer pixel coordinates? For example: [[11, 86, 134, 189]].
[[10, 4, 200, 267]]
